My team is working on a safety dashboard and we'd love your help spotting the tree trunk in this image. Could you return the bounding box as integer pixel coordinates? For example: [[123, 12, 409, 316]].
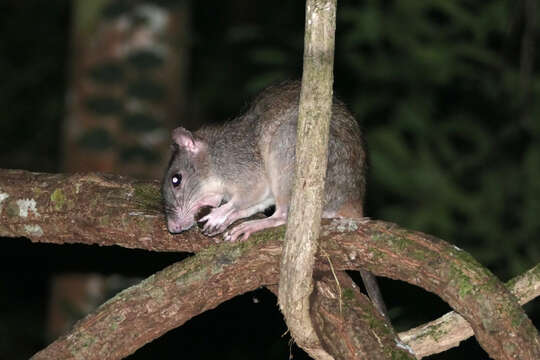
[[64, 0, 190, 178]]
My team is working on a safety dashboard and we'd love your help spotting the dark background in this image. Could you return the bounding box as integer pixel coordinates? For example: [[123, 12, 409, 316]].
[[0, 1, 539, 359]]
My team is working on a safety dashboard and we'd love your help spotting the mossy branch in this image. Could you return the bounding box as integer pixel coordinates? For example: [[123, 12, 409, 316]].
[[399, 263, 540, 358], [1, 169, 539, 359]]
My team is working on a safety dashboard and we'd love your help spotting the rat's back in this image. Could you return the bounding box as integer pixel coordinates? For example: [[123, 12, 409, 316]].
[[244, 80, 367, 217]]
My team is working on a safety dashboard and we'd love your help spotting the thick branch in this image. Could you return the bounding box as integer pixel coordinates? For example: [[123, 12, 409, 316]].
[[30, 237, 540, 360], [311, 271, 415, 359], [27, 223, 539, 359], [324, 220, 540, 360], [279, 1, 337, 359], [399, 263, 540, 358], [31, 238, 283, 360], [0, 169, 211, 251], [268, 271, 411, 360], [2, 169, 539, 359]]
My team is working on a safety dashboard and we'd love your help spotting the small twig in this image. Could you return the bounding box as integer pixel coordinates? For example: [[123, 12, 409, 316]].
[[322, 249, 343, 317]]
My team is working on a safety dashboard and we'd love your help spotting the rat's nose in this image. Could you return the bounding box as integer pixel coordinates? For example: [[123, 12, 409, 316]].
[[167, 218, 194, 234], [167, 223, 183, 234]]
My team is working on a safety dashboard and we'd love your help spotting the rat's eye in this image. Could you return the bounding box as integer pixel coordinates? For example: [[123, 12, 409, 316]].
[[171, 174, 182, 187]]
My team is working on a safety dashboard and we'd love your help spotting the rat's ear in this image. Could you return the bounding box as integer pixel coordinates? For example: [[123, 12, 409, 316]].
[[172, 127, 206, 154]]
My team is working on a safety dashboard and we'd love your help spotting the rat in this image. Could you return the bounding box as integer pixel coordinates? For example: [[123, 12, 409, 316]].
[[162, 80, 388, 319]]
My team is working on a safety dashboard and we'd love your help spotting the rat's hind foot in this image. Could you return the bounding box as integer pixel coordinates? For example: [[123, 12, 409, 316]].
[[223, 210, 287, 242]]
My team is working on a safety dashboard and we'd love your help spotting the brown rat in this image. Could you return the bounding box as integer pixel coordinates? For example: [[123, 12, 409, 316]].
[[162, 80, 388, 319]]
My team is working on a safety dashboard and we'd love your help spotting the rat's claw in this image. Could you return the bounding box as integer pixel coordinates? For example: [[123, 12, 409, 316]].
[[223, 227, 248, 242], [204, 222, 228, 237], [224, 230, 237, 242], [202, 221, 214, 234], [199, 214, 210, 222]]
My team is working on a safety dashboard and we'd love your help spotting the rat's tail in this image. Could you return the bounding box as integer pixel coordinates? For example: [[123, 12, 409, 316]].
[[359, 269, 390, 322]]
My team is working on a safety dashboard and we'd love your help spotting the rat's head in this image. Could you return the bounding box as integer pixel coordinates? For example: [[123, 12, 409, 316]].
[[162, 127, 222, 234]]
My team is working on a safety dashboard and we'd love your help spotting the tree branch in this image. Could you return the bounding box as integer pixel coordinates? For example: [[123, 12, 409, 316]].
[[29, 233, 540, 360], [311, 271, 415, 359], [2, 169, 538, 359], [31, 235, 283, 360], [0, 169, 211, 252], [268, 271, 413, 360], [325, 220, 540, 360], [399, 263, 540, 358]]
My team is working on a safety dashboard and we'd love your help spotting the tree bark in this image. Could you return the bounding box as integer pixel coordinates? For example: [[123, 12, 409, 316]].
[[269, 272, 412, 360], [279, 1, 337, 359], [1, 169, 539, 359], [27, 218, 539, 360], [399, 263, 540, 358], [0, 170, 211, 252], [311, 271, 415, 359]]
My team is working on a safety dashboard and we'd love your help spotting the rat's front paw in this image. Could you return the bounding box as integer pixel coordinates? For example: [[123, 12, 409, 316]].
[[199, 206, 233, 236]]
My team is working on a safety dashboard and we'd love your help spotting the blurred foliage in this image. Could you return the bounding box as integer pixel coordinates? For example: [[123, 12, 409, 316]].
[[335, 0, 539, 281]]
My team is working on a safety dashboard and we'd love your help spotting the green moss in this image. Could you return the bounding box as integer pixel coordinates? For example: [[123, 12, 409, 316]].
[[89, 196, 100, 212], [31, 187, 45, 197], [457, 275, 474, 298], [449, 264, 474, 298], [366, 248, 384, 265], [448, 245, 505, 299], [98, 214, 111, 226], [510, 306, 527, 328], [51, 188, 66, 211], [168, 226, 281, 289], [409, 246, 429, 262], [5, 201, 19, 217], [109, 322, 119, 331], [133, 183, 161, 212], [390, 349, 416, 360], [252, 225, 285, 244], [72, 333, 97, 350], [391, 235, 409, 252], [424, 321, 446, 341], [481, 275, 500, 294], [502, 341, 517, 355], [379, 231, 429, 262], [449, 245, 490, 277], [342, 287, 355, 301]]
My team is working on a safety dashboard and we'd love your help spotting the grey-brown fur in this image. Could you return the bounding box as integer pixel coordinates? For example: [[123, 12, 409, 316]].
[[162, 81, 388, 319], [163, 81, 368, 237]]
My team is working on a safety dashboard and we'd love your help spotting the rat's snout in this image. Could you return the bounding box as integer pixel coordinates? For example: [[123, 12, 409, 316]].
[[167, 217, 195, 234]]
